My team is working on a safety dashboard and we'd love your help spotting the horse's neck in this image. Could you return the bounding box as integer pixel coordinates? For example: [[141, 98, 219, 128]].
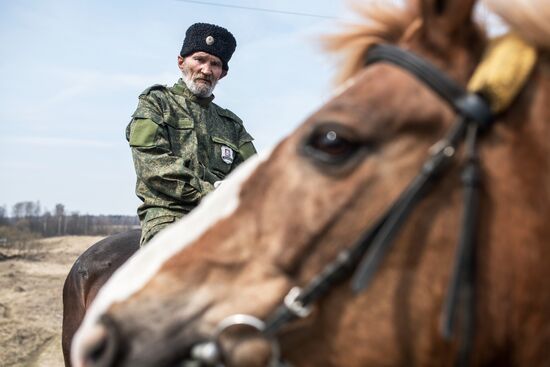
[[524, 56, 550, 166], [467, 56, 550, 363], [490, 55, 550, 211]]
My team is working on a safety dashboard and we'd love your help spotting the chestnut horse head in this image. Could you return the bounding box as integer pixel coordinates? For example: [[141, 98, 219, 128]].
[[73, 0, 550, 366]]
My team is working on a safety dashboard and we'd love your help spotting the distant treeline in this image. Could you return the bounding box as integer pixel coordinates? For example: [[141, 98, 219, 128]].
[[0, 201, 139, 240]]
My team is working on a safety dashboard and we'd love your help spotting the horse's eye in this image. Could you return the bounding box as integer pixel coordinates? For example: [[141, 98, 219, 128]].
[[303, 125, 360, 165]]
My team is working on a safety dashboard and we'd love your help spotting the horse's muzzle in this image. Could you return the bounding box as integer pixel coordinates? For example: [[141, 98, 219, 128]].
[[75, 315, 122, 367]]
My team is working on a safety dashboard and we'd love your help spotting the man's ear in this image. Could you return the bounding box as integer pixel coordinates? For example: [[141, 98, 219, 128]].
[[177, 55, 185, 72], [220, 70, 228, 79]]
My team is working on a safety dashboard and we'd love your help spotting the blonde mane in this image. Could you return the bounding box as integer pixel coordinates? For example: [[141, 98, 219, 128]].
[[323, 1, 417, 84], [325, 0, 550, 84], [484, 0, 550, 50]]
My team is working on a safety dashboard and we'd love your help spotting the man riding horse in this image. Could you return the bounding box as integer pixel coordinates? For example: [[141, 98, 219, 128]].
[[62, 23, 256, 366], [126, 22, 257, 245]]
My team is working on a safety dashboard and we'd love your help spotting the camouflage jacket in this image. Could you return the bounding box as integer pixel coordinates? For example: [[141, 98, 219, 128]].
[[126, 79, 256, 241]]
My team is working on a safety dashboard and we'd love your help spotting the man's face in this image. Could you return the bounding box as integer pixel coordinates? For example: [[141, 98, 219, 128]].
[[178, 52, 227, 98]]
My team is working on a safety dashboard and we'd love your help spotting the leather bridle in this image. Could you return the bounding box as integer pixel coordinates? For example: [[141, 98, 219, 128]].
[[192, 43, 495, 367]]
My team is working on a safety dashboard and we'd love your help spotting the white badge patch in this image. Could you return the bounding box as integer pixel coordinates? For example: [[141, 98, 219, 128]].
[[206, 36, 215, 45], [221, 145, 234, 164]]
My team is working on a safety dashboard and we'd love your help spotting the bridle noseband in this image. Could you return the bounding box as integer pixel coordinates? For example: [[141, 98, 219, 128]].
[[192, 37, 535, 366]]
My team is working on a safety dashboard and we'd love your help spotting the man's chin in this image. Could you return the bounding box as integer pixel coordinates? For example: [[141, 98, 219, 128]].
[[182, 76, 215, 97], [191, 85, 213, 97]]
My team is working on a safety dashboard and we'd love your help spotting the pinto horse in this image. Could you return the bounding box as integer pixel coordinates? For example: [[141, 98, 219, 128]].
[[69, 0, 550, 366]]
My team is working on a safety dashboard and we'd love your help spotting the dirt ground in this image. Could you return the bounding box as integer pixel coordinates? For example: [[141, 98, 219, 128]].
[[0, 236, 103, 367]]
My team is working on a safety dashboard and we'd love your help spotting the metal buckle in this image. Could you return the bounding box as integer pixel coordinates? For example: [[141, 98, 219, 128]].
[[284, 287, 312, 318], [429, 139, 455, 157], [191, 314, 282, 367]]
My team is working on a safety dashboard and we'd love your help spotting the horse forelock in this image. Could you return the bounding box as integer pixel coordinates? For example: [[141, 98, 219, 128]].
[[71, 147, 273, 364], [325, 0, 550, 86], [323, 1, 417, 84]]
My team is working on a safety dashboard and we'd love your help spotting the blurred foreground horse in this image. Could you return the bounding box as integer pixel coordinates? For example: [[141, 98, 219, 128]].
[[65, 0, 550, 365]]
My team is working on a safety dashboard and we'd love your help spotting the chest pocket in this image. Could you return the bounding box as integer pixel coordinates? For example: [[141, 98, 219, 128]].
[[209, 136, 239, 177], [164, 118, 196, 157]]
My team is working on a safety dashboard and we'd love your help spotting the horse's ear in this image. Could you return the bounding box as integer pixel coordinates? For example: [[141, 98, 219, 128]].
[[418, 0, 477, 46]]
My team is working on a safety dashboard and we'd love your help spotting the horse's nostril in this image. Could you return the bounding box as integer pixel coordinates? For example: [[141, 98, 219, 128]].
[[81, 317, 121, 367], [86, 326, 108, 362]]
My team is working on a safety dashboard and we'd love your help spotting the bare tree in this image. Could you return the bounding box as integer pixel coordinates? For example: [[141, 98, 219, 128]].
[[55, 203, 65, 235], [42, 211, 51, 235], [12, 202, 25, 219], [54, 203, 65, 217], [2, 201, 139, 237], [0, 205, 6, 225]]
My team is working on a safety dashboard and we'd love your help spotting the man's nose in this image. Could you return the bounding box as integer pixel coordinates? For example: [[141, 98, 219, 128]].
[[201, 64, 213, 75]]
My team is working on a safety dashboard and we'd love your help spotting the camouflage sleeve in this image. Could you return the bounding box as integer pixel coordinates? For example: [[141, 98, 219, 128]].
[[233, 124, 257, 166], [130, 137, 215, 203], [128, 95, 214, 204]]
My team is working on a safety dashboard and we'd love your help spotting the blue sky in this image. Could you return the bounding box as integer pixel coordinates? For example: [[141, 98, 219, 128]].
[[0, 0, 355, 215]]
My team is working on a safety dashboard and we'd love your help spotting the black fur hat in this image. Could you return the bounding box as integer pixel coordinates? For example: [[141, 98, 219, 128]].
[[180, 23, 237, 71]]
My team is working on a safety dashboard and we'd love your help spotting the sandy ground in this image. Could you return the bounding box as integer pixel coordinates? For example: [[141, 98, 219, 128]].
[[0, 236, 104, 367]]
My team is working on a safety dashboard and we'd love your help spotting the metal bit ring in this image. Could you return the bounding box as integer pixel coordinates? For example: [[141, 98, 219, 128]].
[[191, 314, 281, 367]]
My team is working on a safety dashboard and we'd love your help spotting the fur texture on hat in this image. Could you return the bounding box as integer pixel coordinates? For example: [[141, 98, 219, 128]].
[[180, 23, 236, 71]]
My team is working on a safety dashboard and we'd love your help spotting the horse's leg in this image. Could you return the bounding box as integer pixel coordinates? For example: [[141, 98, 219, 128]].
[[61, 229, 141, 367]]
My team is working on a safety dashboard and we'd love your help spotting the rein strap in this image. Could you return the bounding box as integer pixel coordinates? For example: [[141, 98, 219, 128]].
[[365, 44, 493, 128]]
